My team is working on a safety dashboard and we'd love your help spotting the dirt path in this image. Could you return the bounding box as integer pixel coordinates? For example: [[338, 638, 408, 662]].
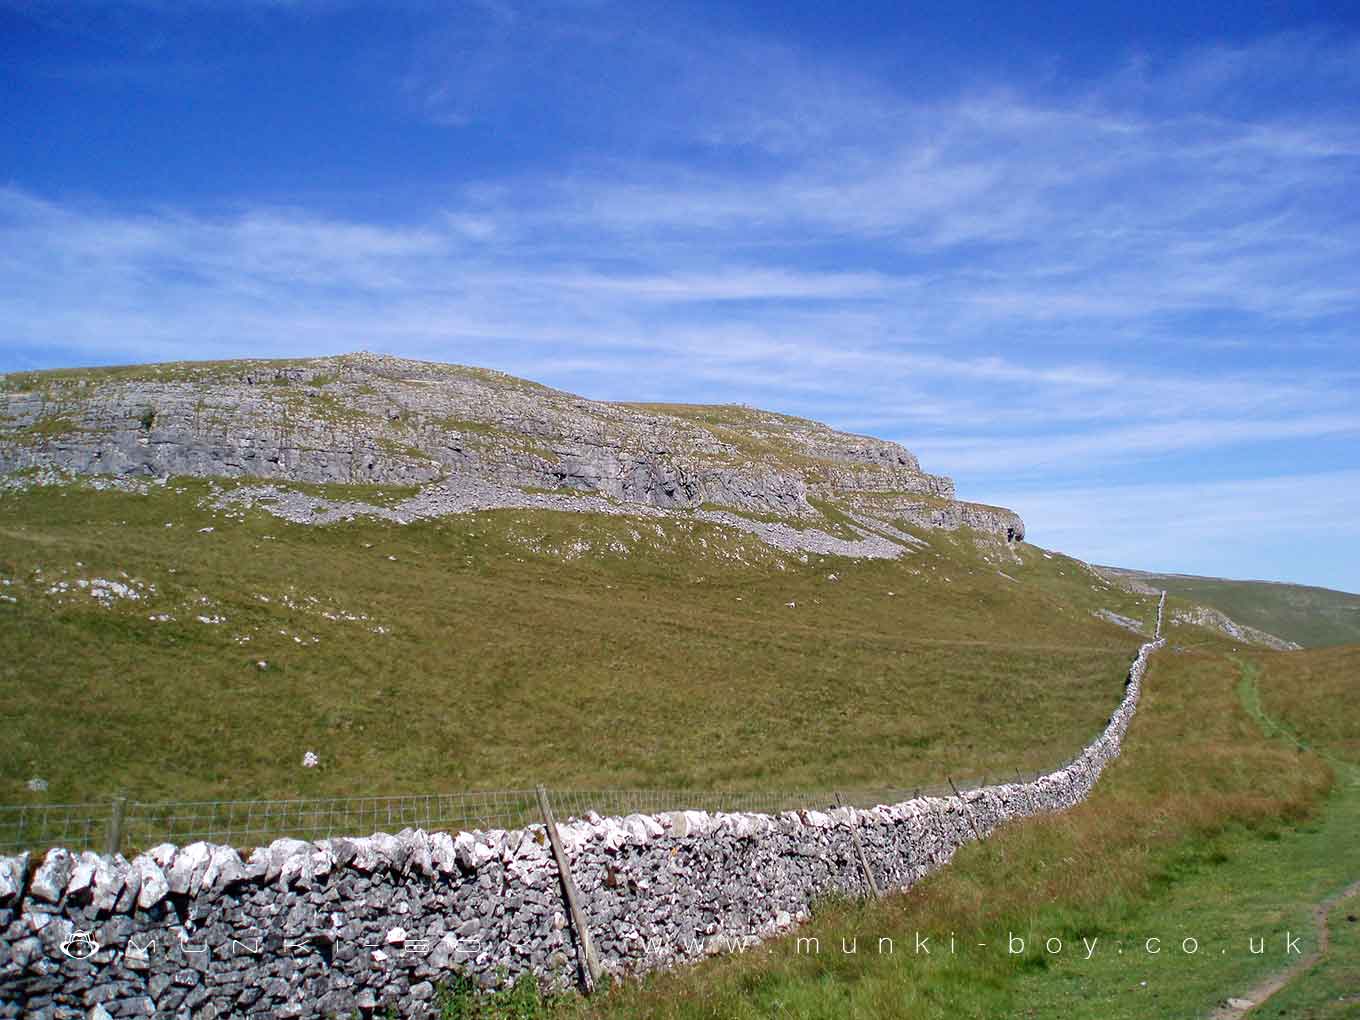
[[1209, 878, 1360, 1018]]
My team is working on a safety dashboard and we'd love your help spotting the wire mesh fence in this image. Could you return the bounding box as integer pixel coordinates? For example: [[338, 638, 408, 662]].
[[117, 789, 549, 853], [0, 771, 1045, 858], [0, 802, 115, 857], [0, 633, 1142, 859]]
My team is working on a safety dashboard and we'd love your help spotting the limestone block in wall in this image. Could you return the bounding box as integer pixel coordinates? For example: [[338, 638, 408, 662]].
[[131, 855, 169, 910], [28, 850, 70, 905]]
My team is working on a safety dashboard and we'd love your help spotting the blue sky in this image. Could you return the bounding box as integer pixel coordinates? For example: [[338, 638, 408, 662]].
[[3, 1, 1358, 592]]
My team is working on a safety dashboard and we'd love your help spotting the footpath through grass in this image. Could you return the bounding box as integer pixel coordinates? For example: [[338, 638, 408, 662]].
[[1241, 648, 1360, 1018], [1002, 657, 1360, 1019]]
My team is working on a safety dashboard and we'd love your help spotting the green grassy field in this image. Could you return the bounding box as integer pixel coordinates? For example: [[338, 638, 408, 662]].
[[1251, 646, 1360, 1018], [428, 631, 1358, 1018], [0, 478, 1151, 810], [480, 630, 1332, 1020], [423, 633, 1353, 1020], [1102, 568, 1360, 648], [5, 474, 1355, 1020], [1260, 645, 1360, 764]]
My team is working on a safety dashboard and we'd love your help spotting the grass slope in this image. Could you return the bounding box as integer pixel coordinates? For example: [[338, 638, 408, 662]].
[[437, 623, 1358, 1018], [0, 479, 1149, 814], [1102, 568, 1360, 649], [1259, 645, 1360, 764], [4, 477, 1357, 1019], [448, 632, 1355, 1019], [513, 631, 1334, 1020], [1236, 649, 1360, 1018]]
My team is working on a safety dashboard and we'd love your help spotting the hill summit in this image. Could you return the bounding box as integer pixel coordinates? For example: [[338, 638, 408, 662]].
[[0, 352, 1023, 546]]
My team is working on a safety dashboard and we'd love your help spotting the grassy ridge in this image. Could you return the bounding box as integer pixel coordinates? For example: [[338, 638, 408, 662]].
[[1105, 568, 1360, 648], [0, 480, 1149, 808]]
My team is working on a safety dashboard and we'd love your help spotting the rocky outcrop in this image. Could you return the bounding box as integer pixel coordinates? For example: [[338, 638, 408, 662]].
[[1169, 605, 1300, 651], [1093, 609, 1149, 636], [200, 480, 916, 561], [889, 497, 1024, 542], [0, 352, 1023, 542]]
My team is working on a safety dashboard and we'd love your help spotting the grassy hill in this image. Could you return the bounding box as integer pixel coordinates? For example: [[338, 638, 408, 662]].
[[1259, 643, 1360, 769], [0, 477, 1355, 1020], [3, 358, 1355, 1019], [454, 623, 1358, 1019], [0, 475, 1151, 813], [1099, 566, 1360, 648]]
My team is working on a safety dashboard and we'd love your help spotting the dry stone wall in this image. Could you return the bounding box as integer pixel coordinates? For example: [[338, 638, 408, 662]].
[[0, 598, 1165, 1020]]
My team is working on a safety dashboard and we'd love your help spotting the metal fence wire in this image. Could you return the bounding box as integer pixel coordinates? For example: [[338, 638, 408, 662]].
[[0, 802, 114, 857], [0, 774, 1036, 858]]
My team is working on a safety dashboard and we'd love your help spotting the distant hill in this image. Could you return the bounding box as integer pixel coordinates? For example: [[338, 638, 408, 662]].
[[1096, 567, 1360, 648]]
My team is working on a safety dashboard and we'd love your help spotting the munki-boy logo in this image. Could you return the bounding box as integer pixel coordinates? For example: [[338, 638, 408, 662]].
[[791, 931, 1305, 958]]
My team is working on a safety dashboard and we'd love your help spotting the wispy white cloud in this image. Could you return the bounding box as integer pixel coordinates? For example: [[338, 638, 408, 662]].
[[912, 416, 1360, 476], [2, 181, 1353, 451], [3, 24, 1359, 587]]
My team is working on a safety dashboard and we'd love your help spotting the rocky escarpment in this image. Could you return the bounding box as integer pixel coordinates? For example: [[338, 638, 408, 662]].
[[849, 490, 1025, 543], [1170, 605, 1301, 651], [0, 352, 1022, 544]]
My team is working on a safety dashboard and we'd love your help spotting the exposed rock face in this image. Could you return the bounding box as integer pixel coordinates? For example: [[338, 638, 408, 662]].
[[1170, 605, 1301, 651], [0, 352, 1022, 542], [1092, 608, 1149, 636], [852, 491, 1025, 543], [1091, 565, 1163, 596]]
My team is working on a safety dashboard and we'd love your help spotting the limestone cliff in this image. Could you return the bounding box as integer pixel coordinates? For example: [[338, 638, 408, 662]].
[[0, 352, 1023, 543]]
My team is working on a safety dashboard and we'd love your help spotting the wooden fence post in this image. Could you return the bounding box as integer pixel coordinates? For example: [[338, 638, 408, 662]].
[[105, 796, 127, 857], [946, 777, 982, 842], [1016, 769, 1036, 814], [835, 793, 880, 900], [536, 785, 603, 994]]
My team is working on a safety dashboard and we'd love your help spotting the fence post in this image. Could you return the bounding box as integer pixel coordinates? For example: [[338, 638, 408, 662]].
[[946, 777, 982, 842], [835, 793, 880, 900], [1016, 769, 1036, 814], [536, 785, 602, 994], [105, 796, 128, 857]]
